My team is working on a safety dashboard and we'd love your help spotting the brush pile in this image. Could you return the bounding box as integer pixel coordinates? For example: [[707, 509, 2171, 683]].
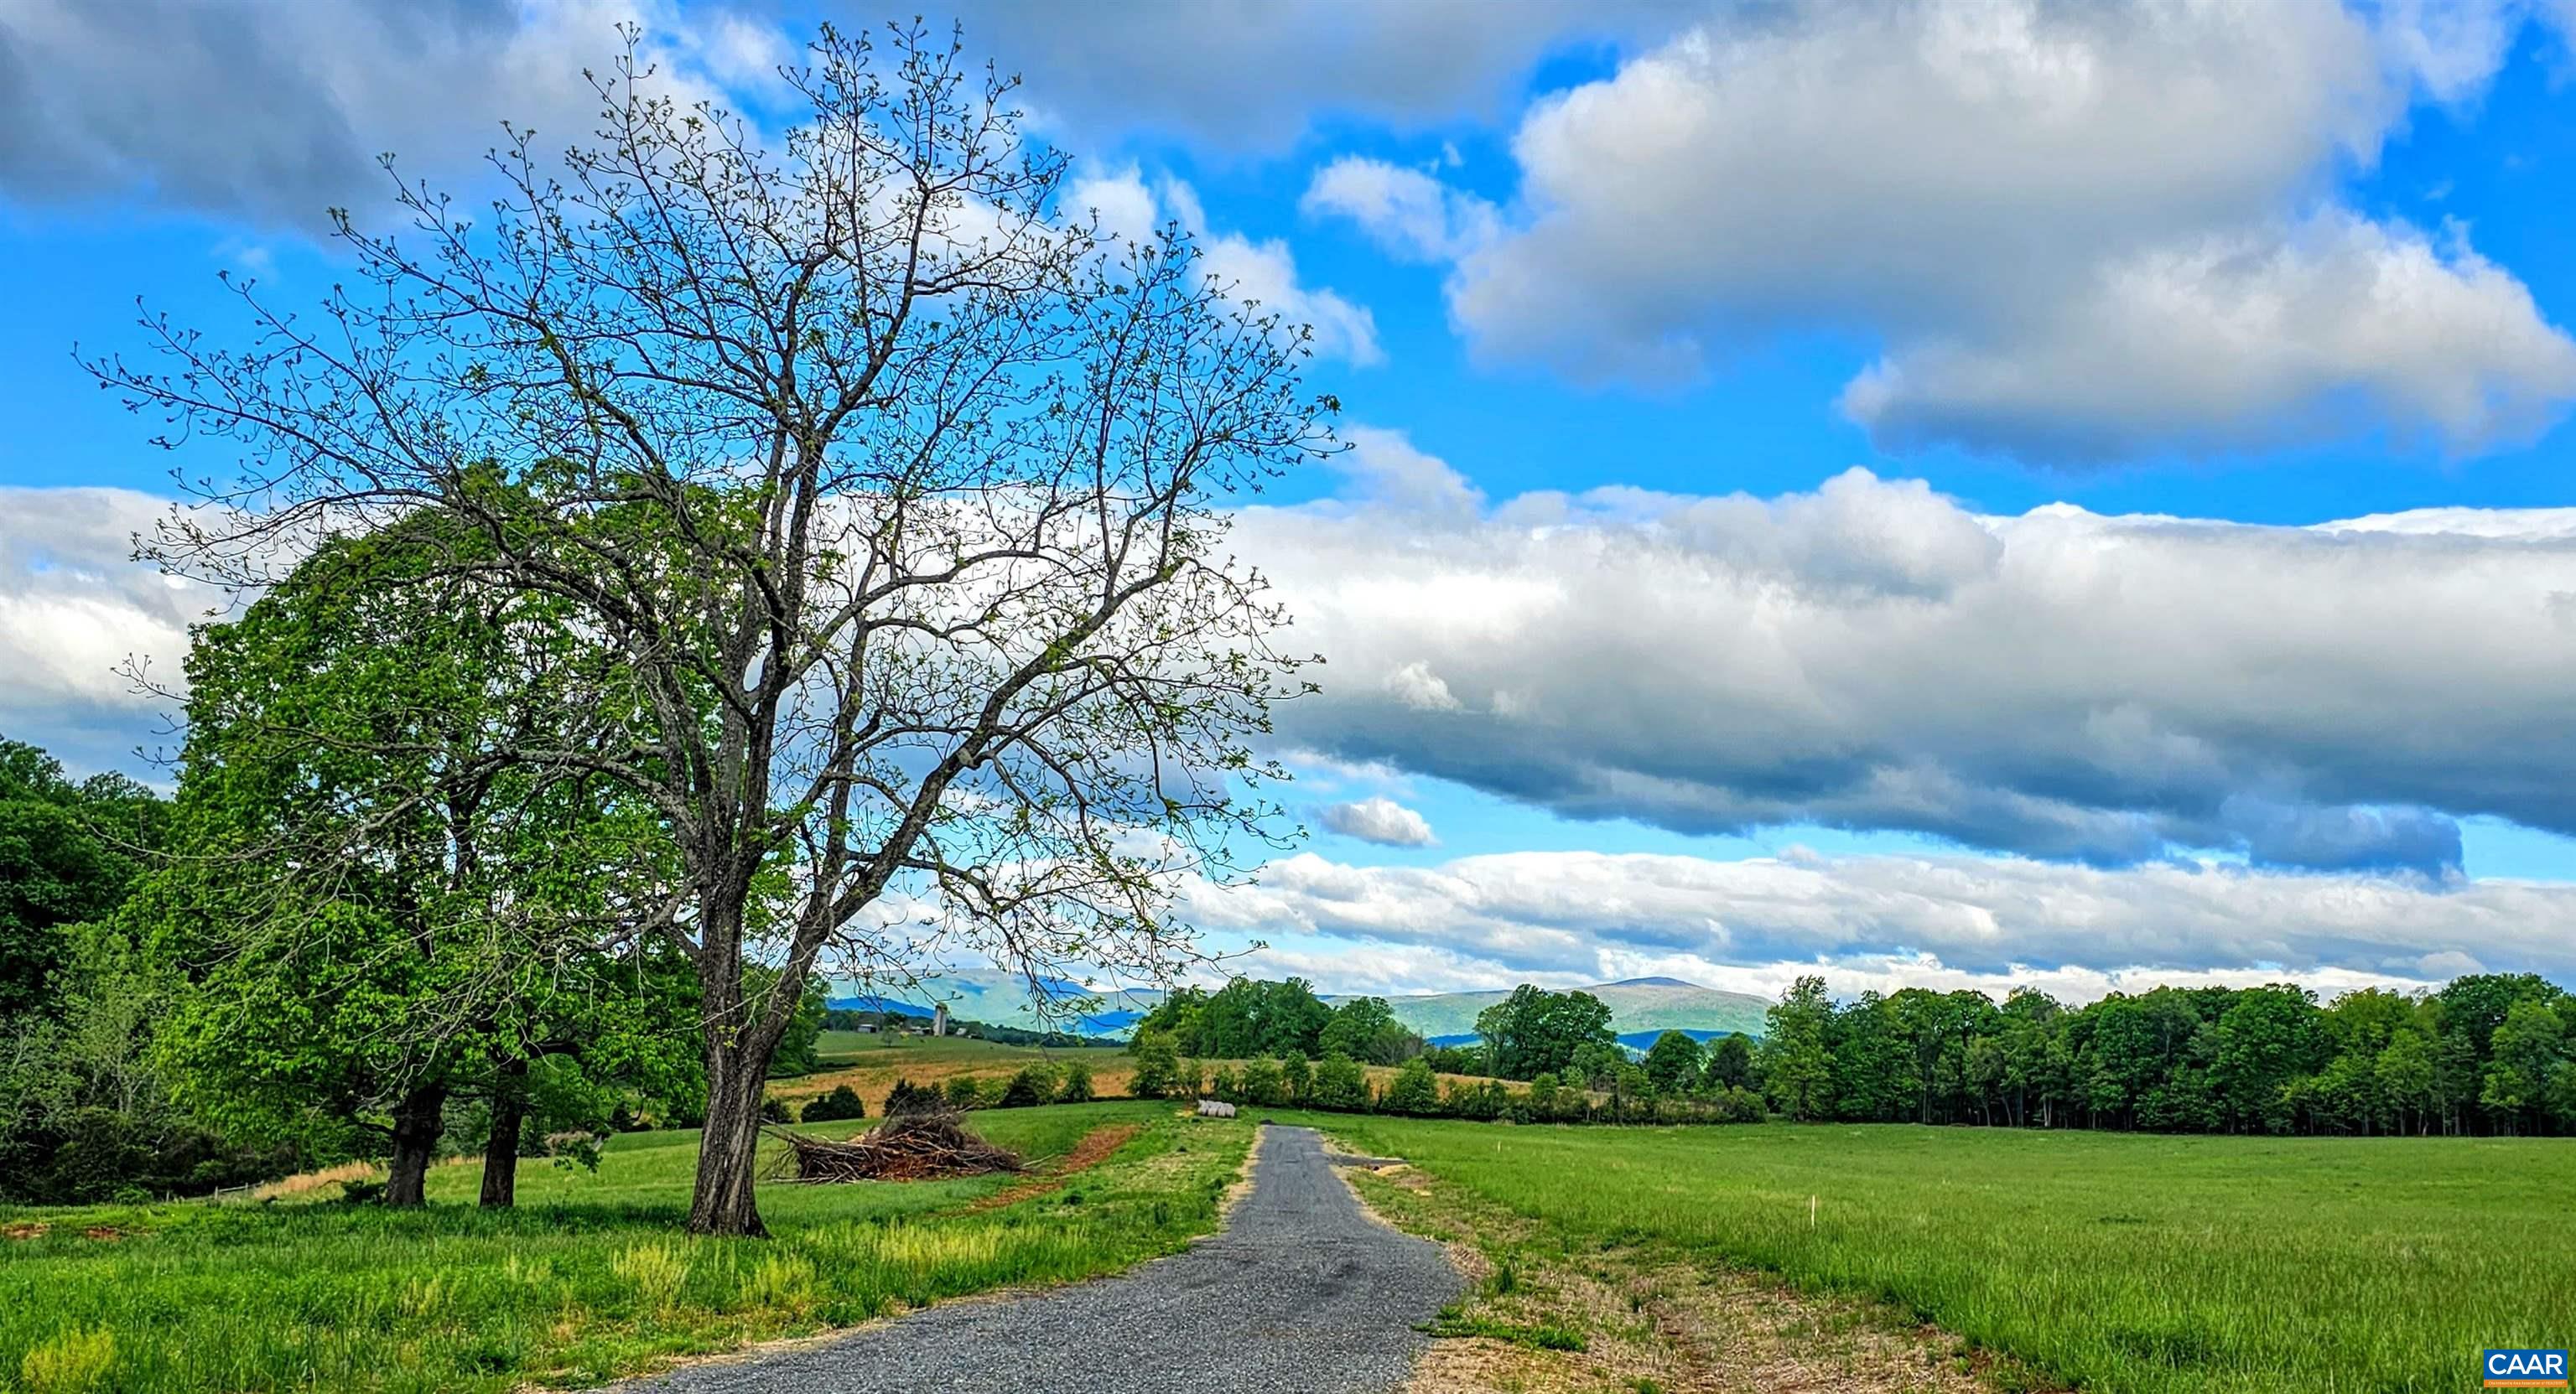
[[768, 1109, 1025, 1183]]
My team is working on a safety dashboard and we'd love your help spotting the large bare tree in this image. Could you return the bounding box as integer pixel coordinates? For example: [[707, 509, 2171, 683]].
[[91, 24, 1330, 1236]]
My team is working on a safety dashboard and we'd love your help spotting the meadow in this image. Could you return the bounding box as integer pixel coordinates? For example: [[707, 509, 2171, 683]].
[[1310, 1114, 2575, 1393], [1, 1101, 1249, 1394]]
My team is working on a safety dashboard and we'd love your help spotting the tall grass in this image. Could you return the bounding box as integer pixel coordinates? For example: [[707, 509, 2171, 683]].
[[0, 1102, 1245, 1393], [1310, 1115, 2574, 1394]]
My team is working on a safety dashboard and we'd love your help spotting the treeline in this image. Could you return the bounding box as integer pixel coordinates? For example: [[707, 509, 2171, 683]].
[[1753, 973, 2576, 1136], [1118, 976, 2576, 1137], [1128, 978, 1428, 1065]]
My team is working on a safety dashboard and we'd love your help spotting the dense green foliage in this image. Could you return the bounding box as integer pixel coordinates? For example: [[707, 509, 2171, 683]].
[[0, 737, 289, 1204], [1131, 978, 1424, 1062], [1474, 984, 1618, 1080], [0, 1103, 1249, 1393], [1313, 1113, 2576, 1394], [1755, 972, 2576, 1134]]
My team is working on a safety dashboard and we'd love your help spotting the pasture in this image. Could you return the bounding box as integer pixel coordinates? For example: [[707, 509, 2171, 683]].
[[1, 1102, 1249, 1393], [1313, 1115, 2575, 1393]]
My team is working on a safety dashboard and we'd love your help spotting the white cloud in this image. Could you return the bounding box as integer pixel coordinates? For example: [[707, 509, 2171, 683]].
[[1841, 211, 2576, 460], [1239, 437, 2576, 870], [0, 0, 773, 227], [1301, 156, 1499, 263], [1311, 0, 2576, 462], [1317, 795, 1438, 847], [932, 0, 1676, 149], [1067, 165, 1382, 366], [0, 488, 219, 774], [1197, 846, 2576, 995]]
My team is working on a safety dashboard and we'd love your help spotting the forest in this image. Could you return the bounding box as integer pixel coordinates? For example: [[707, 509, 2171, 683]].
[[1147, 974, 2576, 1137]]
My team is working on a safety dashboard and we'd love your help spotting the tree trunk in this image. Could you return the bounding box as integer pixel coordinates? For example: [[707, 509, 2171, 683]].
[[480, 1059, 529, 1209], [688, 1039, 776, 1236], [384, 1082, 448, 1207]]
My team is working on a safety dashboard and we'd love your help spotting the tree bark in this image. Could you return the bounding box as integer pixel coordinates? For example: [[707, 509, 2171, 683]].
[[688, 1041, 772, 1236], [480, 1059, 529, 1209], [384, 1082, 448, 1207]]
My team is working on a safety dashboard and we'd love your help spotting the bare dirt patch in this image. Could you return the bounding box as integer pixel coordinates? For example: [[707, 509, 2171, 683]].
[[962, 1123, 1140, 1212]]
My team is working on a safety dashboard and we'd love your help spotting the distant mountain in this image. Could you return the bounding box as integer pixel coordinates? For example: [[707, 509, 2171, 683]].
[[1335, 977, 1769, 1043], [823, 966, 1160, 1035], [827, 969, 1771, 1044]]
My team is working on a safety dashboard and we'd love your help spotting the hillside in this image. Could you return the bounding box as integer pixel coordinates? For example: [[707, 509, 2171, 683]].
[[1342, 977, 1768, 1042], [827, 971, 1771, 1044]]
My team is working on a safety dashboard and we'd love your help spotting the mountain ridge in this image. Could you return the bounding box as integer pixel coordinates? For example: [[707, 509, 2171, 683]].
[[826, 968, 1771, 1042]]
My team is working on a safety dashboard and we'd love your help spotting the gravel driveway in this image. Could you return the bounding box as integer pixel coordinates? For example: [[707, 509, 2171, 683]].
[[621, 1124, 1461, 1394]]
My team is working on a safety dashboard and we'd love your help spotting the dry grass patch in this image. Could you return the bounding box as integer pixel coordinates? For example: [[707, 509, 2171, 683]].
[[1345, 1164, 2054, 1394]]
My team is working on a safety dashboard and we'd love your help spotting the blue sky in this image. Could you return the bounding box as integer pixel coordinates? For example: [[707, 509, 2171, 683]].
[[9, 0, 2576, 1003]]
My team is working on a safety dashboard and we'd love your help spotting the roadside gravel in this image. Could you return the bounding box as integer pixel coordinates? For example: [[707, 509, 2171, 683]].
[[619, 1124, 1461, 1394]]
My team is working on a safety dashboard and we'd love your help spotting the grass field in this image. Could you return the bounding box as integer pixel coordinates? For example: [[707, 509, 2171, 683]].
[[772, 1036, 1495, 1116], [1306, 1115, 2574, 1393], [1, 1101, 1249, 1393]]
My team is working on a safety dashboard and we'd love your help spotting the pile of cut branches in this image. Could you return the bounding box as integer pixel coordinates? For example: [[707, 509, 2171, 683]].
[[767, 1109, 1025, 1183]]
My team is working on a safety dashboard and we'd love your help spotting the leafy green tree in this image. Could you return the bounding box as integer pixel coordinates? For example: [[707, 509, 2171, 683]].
[[2213, 986, 2328, 1134], [138, 526, 699, 1206], [0, 738, 160, 1016], [1475, 986, 1616, 1080], [1758, 977, 1836, 1122], [1643, 1031, 1706, 1096], [2482, 998, 2566, 1133], [1704, 1033, 1755, 1092], [1128, 1030, 1182, 1100], [1319, 995, 1423, 1065], [2375, 1027, 2440, 1135]]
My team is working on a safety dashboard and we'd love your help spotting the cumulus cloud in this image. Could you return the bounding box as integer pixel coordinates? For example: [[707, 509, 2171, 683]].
[[1317, 795, 1438, 847], [1312, 0, 2576, 462], [932, 0, 1675, 149], [1239, 437, 2576, 871], [1067, 165, 1382, 366], [1197, 846, 2576, 995], [0, 0, 772, 226], [1841, 212, 2576, 459], [0, 488, 217, 775], [1301, 156, 1499, 264]]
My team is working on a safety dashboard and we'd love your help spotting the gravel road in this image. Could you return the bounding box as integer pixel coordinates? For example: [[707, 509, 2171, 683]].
[[621, 1124, 1461, 1394]]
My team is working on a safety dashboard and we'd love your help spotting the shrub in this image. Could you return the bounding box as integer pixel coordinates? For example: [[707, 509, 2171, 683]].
[[944, 1075, 986, 1110], [1310, 1052, 1368, 1111], [801, 1085, 868, 1123], [885, 1078, 943, 1115], [999, 1065, 1056, 1109], [1240, 1059, 1286, 1108], [1383, 1057, 1439, 1116], [759, 1096, 797, 1124], [20, 1326, 115, 1394], [1059, 1060, 1094, 1103], [1279, 1053, 1311, 1104], [1126, 1030, 1179, 1099]]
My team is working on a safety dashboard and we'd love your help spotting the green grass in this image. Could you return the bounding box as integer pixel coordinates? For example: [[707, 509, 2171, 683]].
[[0, 1102, 1246, 1392], [1302, 1115, 2576, 1394]]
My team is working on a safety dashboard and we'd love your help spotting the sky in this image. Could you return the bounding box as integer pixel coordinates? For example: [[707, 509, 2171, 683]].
[[8, 0, 2576, 1006]]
